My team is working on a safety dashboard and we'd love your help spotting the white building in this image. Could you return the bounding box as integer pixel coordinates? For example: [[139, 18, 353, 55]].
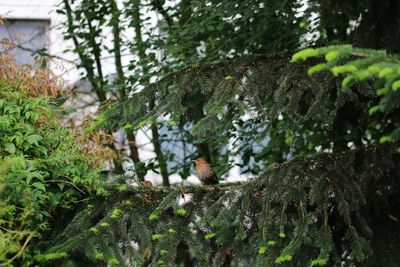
[[0, 0, 79, 83]]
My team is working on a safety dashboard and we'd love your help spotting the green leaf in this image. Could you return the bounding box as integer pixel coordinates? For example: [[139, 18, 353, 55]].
[[108, 257, 120, 266], [311, 257, 328, 266], [151, 233, 164, 240], [368, 106, 381, 115], [34, 252, 67, 262], [94, 252, 104, 260], [391, 80, 400, 91], [118, 184, 129, 192], [291, 48, 319, 62], [4, 142, 16, 154], [275, 254, 293, 264], [149, 208, 161, 221], [122, 200, 133, 206], [89, 227, 99, 235], [379, 135, 392, 144], [123, 123, 133, 129], [176, 207, 188, 216], [376, 87, 389, 96], [36, 146, 48, 155], [341, 75, 356, 89], [160, 249, 169, 255], [325, 51, 340, 62], [58, 183, 65, 191], [225, 75, 234, 81], [366, 65, 381, 75], [378, 68, 394, 78], [285, 135, 294, 145], [111, 208, 122, 218], [168, 120, 177, 126], [26, 134, 43, 146], [332, 65, 358, 76], [307, 63, 329, 76], [354, 70, 370, 80], [32, 182, 46, 192], [49, 193, 61, 205], [204, 232, 216, 240], [258, 246, 267, 254]]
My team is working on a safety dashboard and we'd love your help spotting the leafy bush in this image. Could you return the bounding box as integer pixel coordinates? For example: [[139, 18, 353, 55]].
[[0, 56, 106, 266]]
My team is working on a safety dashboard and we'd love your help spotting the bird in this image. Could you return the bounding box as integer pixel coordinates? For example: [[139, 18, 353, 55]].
[[141, 180, 153, 188], [192, 157, 218, 185]]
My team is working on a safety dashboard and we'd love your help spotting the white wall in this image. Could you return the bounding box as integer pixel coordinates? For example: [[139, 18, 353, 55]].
[[0, 19, 50, 65], [0, 0, 79, 83]]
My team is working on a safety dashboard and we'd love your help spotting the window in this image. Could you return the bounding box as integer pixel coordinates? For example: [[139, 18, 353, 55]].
[[0, 18, 50, 65]]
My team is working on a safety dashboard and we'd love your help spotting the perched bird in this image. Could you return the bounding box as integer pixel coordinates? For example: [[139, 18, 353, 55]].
[[192, 157, 218, 185], [141, 180, 153, 188]]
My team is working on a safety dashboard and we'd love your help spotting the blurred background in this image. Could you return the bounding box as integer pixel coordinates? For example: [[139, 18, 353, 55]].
[[0, 1, 246, 185]]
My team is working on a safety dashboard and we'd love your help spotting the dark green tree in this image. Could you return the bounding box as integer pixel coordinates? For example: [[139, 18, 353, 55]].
[[25, 0, 400, 266]]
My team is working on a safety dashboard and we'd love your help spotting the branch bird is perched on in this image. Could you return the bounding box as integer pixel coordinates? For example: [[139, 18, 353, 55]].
[[192, 157, 218, 185]]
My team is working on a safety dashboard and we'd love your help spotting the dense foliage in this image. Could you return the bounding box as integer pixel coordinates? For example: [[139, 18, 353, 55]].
[[0, 55, 106, 265], [2, 0, 400, 266], [56, 51, 399, 266], [43, 143, 400, 266], [56, 0, 400, 182], [292, 45, 400, 145]]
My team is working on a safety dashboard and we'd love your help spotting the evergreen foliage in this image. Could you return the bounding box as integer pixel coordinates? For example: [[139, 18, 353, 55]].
[[45, 51, 400, 266], [292, 45, 400, 145], [55, 0, 400, 181], [43, 143, 399, 266], [101, 52, 378, 167]]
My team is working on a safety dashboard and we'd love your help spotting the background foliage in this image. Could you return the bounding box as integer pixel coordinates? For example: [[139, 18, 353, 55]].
[[56, 0, 400, 183]]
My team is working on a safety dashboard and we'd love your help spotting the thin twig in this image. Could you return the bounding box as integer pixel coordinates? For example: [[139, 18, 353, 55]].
[[45, 180, 86, 194], [0, 231, 36, 266]]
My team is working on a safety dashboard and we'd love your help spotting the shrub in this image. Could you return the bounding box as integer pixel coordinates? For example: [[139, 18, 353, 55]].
[[0, 55, 106, 266]]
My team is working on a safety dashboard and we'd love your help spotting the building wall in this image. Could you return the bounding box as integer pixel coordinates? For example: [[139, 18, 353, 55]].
[[0, 18, 50, 65], [0, 0, 79, 82]]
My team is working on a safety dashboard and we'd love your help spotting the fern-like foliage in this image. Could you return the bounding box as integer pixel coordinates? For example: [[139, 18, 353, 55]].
[[292, 45, 400, 144], [100, 53, 380, 172], [47, 51, 400, 266], [43, 144, 399, 266], [101, 53, 359, 133]]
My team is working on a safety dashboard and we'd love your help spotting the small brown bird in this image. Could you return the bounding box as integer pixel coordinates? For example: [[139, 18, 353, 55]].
[[141, 180, 153, 188], [192, 157, 218, 185]]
